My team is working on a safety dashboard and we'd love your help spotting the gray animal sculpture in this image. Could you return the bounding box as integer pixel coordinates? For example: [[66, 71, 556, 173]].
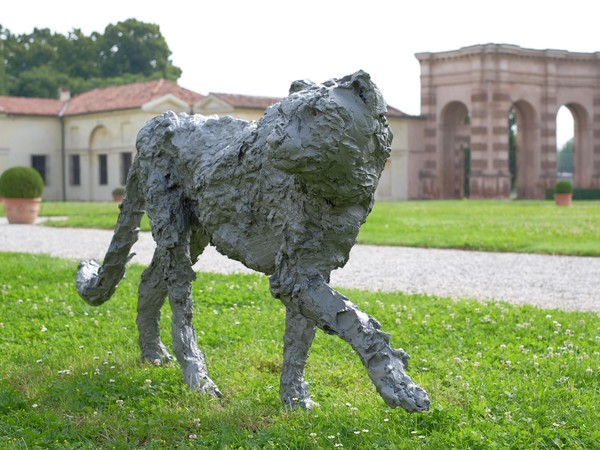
[[76, 71, 430, 412]]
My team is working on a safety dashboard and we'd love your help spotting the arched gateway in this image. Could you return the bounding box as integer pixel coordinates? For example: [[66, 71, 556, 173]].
[[414, 44, 600, 199]]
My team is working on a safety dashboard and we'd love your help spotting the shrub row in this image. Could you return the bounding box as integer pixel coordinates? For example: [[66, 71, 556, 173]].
[[545, 187, 600, 200]]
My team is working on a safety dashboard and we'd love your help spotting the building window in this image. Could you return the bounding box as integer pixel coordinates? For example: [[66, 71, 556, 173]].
[[31, 155, 47, 184], [70, 154, 81, 186], [99, 154, 108, 185], [120, 152, 132, 185]]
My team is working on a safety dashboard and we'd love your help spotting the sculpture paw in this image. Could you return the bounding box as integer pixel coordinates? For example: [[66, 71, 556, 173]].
[[280, 380, 315, 410], [141, 347, 175, 366], [369, 351, 429, 412], [184, 366, 223, 398]]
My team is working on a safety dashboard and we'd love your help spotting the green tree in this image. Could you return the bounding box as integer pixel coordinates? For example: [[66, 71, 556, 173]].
[[558, 138, 573, 174], [98, 19, 180, 79], [0, 20, 181, 98]]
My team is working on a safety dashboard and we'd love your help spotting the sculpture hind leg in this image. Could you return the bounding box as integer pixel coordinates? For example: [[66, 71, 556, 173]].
[[280, 307, 317, 409], [271, 265, 429, 413], [143, 185, 221, 397], [137, 253, 173, 364], [159, 238, 222, 398], [136, 220, 209, 365]]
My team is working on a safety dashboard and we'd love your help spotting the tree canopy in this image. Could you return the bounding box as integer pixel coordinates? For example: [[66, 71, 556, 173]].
[[0, 19, 182, 98]]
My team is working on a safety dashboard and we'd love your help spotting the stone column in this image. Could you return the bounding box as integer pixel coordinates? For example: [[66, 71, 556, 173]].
[[418, 53, 439, 199], [468, 48, 510, 199], [539, 54, 559, 195]]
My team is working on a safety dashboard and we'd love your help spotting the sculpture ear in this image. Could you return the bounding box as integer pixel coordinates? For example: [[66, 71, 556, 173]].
[[289, 79, 316, 94], [348, 71, 387, 115]]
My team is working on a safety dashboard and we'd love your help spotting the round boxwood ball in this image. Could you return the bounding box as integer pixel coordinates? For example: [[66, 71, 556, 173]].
[[0, 166, 45, 198]]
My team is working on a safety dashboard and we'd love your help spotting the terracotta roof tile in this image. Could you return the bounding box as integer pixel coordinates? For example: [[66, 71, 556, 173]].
[[209, 93, 415, 119], [64, 79, 205, 115], [386, 105, 422, 118], [209, 93, 282, 110], [0, 96, 64, 116]]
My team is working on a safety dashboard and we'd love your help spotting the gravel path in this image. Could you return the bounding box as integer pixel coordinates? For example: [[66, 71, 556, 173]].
[[1, 219, 598, 314]]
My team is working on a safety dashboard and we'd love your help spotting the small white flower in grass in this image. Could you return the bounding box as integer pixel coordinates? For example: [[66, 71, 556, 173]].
[[193, 418, 201, 427], [383, 418, 389, 422], [189, 434, 197, 440], [353, 431, 361, 435], [334, 444, 344, 448], [144, 379, 152, 386], [585, 367, 593, 375], [362, 429, 369, 433], [109, 379, 115, 383], [40, 325, 47, 332], [500, 344, 506, 351], [309, 432, 317, 438], [36, 359, 43, 363], [473, 361, 480, 369], [115, 399, 124, 407], [328, 435, 336, 439], [32, 403, 39, 408]]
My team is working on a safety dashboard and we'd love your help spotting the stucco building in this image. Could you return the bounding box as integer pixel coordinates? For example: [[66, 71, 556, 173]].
[[0, 79, 417, 201]]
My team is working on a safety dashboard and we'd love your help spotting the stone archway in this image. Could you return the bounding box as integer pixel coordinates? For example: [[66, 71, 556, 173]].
[[415, 44, 600, 199]]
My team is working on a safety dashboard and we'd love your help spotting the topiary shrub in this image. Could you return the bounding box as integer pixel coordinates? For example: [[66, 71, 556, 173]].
[[554, 179, 573, 194], [0, 166, 45, 198], [112, 187, 126, 196]]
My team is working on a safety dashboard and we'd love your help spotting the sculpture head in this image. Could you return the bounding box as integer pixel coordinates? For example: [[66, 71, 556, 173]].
[[266, 70, 392, 206]]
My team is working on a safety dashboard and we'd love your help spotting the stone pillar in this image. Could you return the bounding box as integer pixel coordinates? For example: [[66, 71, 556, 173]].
[[539, 55, 559, 195], [593, 93, 600, 188], [418, 54, 439, 199], [468, 48, 510, 199]]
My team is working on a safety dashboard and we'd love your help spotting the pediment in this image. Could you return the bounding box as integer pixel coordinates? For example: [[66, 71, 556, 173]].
[[142, 94, 191, 114], [194, 95, 235, 114]]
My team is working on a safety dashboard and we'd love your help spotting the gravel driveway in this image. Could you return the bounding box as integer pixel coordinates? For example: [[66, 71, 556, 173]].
[[1, 220, 598, 314]]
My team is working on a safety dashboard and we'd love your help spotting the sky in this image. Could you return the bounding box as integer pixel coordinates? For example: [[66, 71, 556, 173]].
[[3, 0, 595, 144]]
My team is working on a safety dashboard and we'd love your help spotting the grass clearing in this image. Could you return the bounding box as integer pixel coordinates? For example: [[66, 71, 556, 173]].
[[2, 199, 598, 256], [359, 200, 600, 256], [1, 253, 598, 448]]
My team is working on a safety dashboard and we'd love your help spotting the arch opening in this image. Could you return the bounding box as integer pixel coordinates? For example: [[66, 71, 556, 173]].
[[440, 101, 470, 199], [556, 106, 574, 182]]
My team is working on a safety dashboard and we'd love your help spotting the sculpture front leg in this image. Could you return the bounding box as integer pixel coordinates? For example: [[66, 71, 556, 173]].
[[271, 271, 429, 413], [280, 307, 317, 409]]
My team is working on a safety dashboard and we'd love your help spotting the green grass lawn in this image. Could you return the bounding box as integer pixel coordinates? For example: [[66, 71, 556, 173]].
[[359, 200, 600, 256], [2, 199, 598, 256], [1, 253, 598, 448]]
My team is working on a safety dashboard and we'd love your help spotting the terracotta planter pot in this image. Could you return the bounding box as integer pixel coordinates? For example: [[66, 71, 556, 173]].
[[113, 194, 124, 202], [554, 193, 572, 207], [3, 197, 42, 224]]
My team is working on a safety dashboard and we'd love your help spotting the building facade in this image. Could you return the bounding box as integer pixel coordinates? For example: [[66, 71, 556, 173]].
[[0, 79, 417, 201]]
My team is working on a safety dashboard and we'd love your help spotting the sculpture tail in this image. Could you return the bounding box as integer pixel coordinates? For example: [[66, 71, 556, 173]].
[[76, 161, 145, 306]]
